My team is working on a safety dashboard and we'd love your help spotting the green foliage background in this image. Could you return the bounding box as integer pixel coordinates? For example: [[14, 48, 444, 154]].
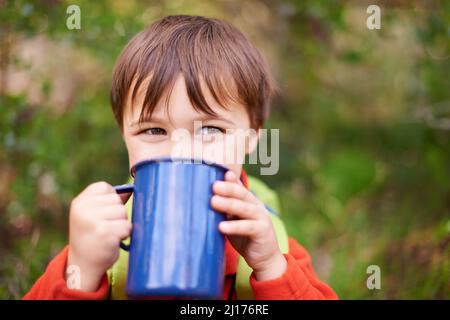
[[0, 0, 449, 299]]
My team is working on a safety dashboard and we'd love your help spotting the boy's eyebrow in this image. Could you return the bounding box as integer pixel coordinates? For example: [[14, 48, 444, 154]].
[[129, 113, 236, 127], [191, 114, 235, 125], [129, 115, 166, 127]]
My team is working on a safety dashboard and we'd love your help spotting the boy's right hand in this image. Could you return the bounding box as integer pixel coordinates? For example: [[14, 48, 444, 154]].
[[66, 181, 132, 292]]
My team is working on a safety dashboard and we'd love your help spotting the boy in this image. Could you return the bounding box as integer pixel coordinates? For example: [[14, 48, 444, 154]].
[[24, 15, 337, 300]]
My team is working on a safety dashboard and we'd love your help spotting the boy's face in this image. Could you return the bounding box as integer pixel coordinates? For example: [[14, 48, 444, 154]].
[[122, 75, 259, 177]]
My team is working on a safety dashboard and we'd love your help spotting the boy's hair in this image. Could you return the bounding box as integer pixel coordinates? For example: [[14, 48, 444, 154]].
[[110, 15, 276, 130]]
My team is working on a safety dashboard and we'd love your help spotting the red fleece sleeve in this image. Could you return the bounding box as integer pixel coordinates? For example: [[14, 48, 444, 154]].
[[23, 246, 109, 300], [249, 237, 338, 300]]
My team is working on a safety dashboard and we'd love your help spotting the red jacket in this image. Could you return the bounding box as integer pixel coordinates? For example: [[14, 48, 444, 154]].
[[23, 171, 338, 300]]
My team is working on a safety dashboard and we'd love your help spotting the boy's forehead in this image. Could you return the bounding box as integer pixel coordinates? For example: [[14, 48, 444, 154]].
[[123, 74, 248, 126]]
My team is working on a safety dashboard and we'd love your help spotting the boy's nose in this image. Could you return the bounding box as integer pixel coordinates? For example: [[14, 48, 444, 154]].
[[169, 134, 203, 159]]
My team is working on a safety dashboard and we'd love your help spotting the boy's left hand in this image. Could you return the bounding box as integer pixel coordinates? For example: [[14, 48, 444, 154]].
[[211, 171, 287, 281]]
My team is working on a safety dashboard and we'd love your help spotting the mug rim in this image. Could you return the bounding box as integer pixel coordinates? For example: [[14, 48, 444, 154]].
[[130, 157, 230, 178]]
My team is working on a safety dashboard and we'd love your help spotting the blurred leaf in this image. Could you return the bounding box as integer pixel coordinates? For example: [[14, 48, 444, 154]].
[[318, 150, 376, 203]]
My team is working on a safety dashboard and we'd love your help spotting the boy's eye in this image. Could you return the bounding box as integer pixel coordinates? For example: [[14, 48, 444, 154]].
[[198, 126, 225, 135], [143, 127, 167, 135]]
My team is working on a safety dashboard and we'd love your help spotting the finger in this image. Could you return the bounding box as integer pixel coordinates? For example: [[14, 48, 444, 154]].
[[213, 180, 258, 204], [218, 220, 260, 236], [211, 195, 258, 220], [81, 181, 115, 196], [225, 170, 241, 184], [86, 193, 123, 206], [96, 204, 128, 220], [107, 220, 132, 240]]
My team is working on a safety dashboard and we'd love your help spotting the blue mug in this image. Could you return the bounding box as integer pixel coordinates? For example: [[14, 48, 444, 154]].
[[113, 157, 227, 299]]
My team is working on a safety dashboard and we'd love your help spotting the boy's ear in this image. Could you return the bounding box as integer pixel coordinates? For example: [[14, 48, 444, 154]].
[[245, 127, 261, 155]]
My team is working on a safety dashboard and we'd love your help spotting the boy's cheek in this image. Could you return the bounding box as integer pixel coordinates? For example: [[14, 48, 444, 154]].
[[205, 135, 247, 164], [202, 141, 244, 177], [124, 138, 172, 169]]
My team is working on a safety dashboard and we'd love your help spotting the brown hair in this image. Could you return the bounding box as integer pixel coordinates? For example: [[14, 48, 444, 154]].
[[110, 15, 276, 130]]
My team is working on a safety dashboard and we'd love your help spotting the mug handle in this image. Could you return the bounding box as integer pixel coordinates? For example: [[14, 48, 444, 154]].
[[114, 184, 134, 251]]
